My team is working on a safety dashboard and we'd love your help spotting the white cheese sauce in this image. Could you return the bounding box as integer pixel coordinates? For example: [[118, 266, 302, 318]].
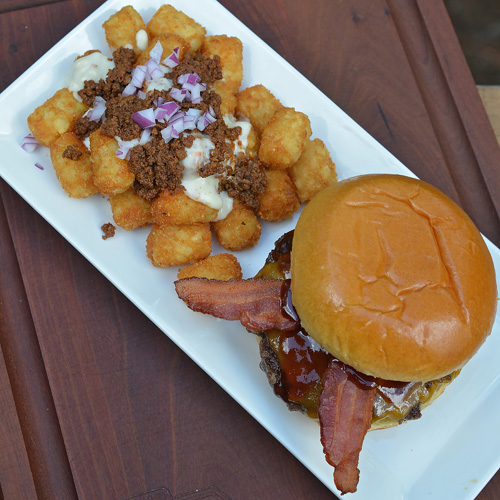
[[181, 136, 234, 221], [135, 29, 149, 51], [224, 114, 252, 155], [65, 52, 115, 99], [146, 77, 173, 93]]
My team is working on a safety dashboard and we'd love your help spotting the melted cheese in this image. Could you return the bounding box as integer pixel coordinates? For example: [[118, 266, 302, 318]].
[[224, 114, 252, 155], [65, 52, 114, 99], [181, 136, 234, 221], [135, 29, 148, 51]]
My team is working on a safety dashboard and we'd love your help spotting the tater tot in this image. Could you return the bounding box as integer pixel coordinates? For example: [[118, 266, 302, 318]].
[[259, 107, 312, 170], [257, 170, 300, 222], [212, 200, 261, 251], [49, 132, 98, 198], [28, 88, 87, 147], [147, 5, 206, 54], [202, 35, 243, 95], [236, 85, 283, 136], [151, 190, 218, 225], [177, 253, 242, 281], [146, 223, 212, 267], [288, 138, 337, 202], [212, 86, 237, 116], [102, 6, 146, 55], [89, 131, 135, 196], [109, 188, 154, 230], [136, 34, 189, 66]]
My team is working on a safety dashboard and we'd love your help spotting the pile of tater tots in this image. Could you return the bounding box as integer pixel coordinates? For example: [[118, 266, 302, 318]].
[[27, 4, 337, 281]]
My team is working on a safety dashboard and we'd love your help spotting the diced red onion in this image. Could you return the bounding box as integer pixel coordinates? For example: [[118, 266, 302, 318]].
[[140, 127, 152, 145], [21, 133, 40, 153], [186, 108, 202, 119], [154, 107, 168, 122], [132, 108, 156, 128], [162, 47, 180, 68], [87, 96, 106, 122], [34, 162, 44, 170], [172, 120, 185, 134], [178, 73, 200, 86], [190, 84, 202, 104], [115, 137, 141, 160], [149, 40, 164, 63], [169, 87, 190, 102], [169, 110, 185, 123], [161, 125, 179, 143], [131, 65, 147, 88], [146, 58, 164, 81], [183, 114, 197, 130], [115, 147, 130, 160], [158, 101, 180, 121], [122, 81, 137, 96], [197, 110, 217, 132], [137, 90, 146, 99], [157, 96, 165, 106]]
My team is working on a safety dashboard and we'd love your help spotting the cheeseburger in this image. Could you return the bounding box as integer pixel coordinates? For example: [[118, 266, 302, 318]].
[[175, 174, 497, 494]]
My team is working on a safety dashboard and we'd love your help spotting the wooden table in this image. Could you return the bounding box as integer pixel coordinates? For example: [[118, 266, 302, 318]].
[[1, 1, 499, 499]]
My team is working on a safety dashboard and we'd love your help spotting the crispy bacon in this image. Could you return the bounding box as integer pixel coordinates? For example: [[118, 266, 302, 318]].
[[174, 277, 298, 332], [318, 359, 376, 495]]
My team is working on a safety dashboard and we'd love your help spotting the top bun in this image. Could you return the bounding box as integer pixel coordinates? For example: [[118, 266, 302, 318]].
[[291, 174, 497, 382]]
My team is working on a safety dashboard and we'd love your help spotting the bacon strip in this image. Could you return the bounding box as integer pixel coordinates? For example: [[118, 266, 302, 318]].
[[174, 277, 298, 332], [318, 359, 376, 495]]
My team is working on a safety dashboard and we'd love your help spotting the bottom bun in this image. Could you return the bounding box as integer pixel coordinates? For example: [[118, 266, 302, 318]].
[[369, 371, 458, 431]]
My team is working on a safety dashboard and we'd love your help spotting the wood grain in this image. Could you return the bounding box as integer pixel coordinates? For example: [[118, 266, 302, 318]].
[[0, 344, 37, 500], [0, 188, 77, 500], [0, 0, 65, 15], [1, 1, 499, 499], [478, 86, 500, 147]]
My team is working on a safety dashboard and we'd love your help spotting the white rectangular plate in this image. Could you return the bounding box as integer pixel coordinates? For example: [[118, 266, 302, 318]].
[[1, 1, 499, 498]]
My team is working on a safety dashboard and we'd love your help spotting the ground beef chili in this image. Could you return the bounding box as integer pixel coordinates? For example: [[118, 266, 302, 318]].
[[62, 144, 83, 160], [128, 133, 195, 201], [77, 47, 135, 107], [101, 222, 116, 240], [169, 53, 222, 86], [74, 46, 267, 210], [219, 158, 267, 211], [100, 94, 147, 140], [74, 117, 100, 140]]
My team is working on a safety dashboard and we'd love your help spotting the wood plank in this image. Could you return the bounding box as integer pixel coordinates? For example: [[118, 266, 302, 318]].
[[381, 0, 500, 244], [415, 0, 500, 239], [0, 183, 78, 500], [0, 344, 37, 500], [0, 0, 65, 15], [478, 86, 500, 147]]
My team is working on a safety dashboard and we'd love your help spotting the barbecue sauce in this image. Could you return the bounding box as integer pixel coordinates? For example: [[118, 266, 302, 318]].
[[256, 230, 458, 424]]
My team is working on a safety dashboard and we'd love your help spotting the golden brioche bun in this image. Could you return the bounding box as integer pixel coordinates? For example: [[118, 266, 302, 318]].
[[291, 174, 497, 382]]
